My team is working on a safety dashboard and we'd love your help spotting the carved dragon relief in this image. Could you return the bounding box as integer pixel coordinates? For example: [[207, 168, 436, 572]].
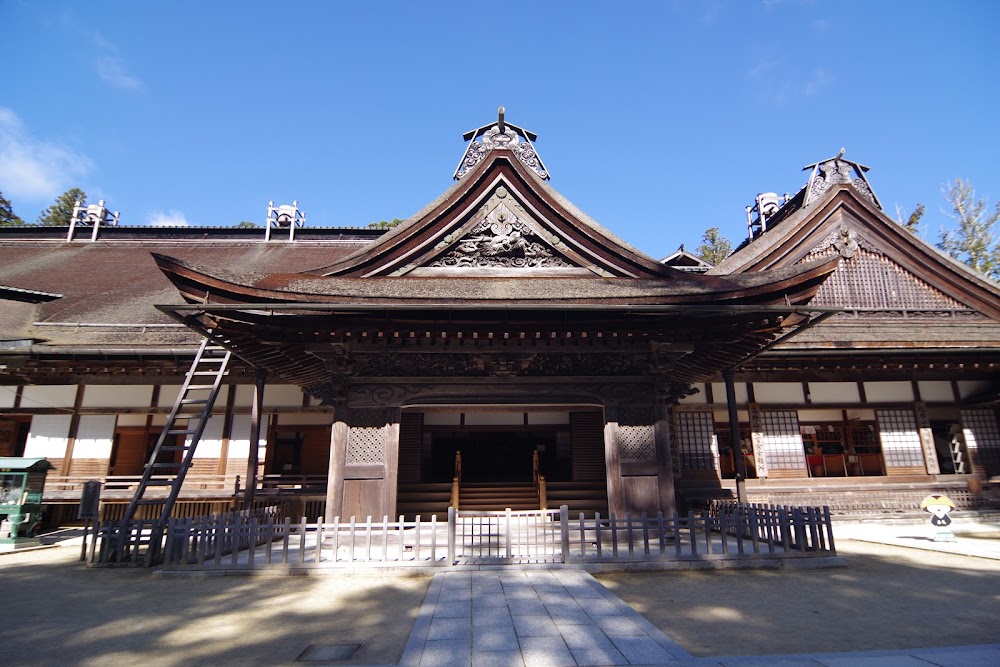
[[428, 187, 572, 269]]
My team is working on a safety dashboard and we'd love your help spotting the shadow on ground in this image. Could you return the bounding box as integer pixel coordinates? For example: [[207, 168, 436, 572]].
[[596, 539, 1000, 657], [0, 547, 429, 667]]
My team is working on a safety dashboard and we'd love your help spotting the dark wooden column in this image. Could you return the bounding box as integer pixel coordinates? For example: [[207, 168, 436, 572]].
[[723, 369, 748, 503], [243, 367, 267, 507], [653, 399, 678, 517]]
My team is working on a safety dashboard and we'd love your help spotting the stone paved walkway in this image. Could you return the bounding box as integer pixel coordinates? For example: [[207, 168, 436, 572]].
[[399, 569, 689, 667]]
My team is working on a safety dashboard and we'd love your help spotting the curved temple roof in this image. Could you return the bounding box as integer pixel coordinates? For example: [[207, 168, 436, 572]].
[[153, 146, 839, 392]]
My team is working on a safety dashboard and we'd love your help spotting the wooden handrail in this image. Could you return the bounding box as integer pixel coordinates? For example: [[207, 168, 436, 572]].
[[533, 448, 546, 510], [451, 476, 460, 510], [454, 450, 462, 483]]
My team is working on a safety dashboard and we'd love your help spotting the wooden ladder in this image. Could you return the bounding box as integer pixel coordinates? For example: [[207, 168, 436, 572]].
[[109, 336, 232, 565]]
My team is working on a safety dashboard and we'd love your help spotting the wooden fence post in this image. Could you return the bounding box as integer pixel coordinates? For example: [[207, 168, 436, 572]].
[[560, 505, 570, 564], [447, 506, 456, 566], [505, 508, 513, 561]]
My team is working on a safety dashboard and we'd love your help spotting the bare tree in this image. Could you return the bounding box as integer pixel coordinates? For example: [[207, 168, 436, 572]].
[[937, 179, 1000, 280]]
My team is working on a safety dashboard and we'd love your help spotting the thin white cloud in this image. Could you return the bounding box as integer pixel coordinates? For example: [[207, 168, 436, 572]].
[[700, 3, 724, 25], [94, 35, 143, 92], [148, 210, 189, 227], [804, 67, 829, 96], [747, 58, 779, 79], [0, 107, 94, 200], [811, 19, 832, 33]]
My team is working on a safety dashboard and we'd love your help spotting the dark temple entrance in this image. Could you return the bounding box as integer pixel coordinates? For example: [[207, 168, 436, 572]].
[[428, 431, 562, 483]]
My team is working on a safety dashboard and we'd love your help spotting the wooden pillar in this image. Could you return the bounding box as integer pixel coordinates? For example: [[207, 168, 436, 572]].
[[914, 401, 940, 475], [243, 367, 266, 507], [325, 400, 348, 522], [653, 399, 678, 516], [723, 369, 748, 503], [217, 385, 236, 476], [602, 405, 624, 516], [383, 407, 401, 519], [59, 385, 85, 476]]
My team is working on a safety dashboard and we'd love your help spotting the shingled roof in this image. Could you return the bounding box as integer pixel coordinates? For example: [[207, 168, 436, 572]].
[[150, 149, 840, 391]]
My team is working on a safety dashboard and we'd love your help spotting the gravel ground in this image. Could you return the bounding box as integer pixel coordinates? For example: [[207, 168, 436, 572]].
[[3, 526, 998, 665], [0, 546, 430, 667], [596, 537, 1000, 657]]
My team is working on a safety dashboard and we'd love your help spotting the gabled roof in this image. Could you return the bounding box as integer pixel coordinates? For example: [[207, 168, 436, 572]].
[[660, 246, 713, 273], [152, 148, 841, 389], [711, 182, 1000, 321], [306, 150, 681, 280]]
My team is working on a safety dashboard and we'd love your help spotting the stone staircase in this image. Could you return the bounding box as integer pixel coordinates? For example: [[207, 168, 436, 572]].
[[545, 481, 609, 518], [396, 482, 452, 520], [460, 482, 539, 511], [396, 480, 611, 518]]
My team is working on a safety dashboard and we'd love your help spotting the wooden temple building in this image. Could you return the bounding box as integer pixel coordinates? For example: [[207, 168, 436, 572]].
[[1, 112, 998, 527]]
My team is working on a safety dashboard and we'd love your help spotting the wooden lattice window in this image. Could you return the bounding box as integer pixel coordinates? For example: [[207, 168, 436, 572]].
[[961, 408, 1000, 470], [618, 405, 655, 462], [675, 411, 715, 471], [760, 411, 805, 470], [876, 409, 924, 468]]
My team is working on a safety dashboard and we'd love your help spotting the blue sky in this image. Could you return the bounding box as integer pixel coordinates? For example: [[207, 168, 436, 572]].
[[2, 1, 998, 258]]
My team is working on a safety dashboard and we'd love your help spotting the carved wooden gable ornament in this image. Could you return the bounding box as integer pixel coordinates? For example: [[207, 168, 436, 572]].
[[312, 148, 674, 280], [400, 183, 592, 276]]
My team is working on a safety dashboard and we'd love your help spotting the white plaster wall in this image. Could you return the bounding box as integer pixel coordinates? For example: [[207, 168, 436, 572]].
[[81, 385, 153, 409], [158, 385, 182, 407], [21, 385, 77, 409], [116, 414, 147, 427], [845, 409, 876, 421], [753, 382, 805, 404], [73, 415, 117, 458], [0, 386, 15, 409], [711, 382, 748, 404], [233, 384, 302, 408], [864, 382, 914, 403], [528, 412, 570, 425], [677, 384, 707, 404], [264, 385, 304, 408], [958, 381, 993, 399], [807, 382, 860, 404], [24, 415, 72, 458], [233, 385, 254, 408], [918, 381, 955, 403], [193, 416, 225, 458], [226, 416, 262, 462], [797, 409, 843, 422]]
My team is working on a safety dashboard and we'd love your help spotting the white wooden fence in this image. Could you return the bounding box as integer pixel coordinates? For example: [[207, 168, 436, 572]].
[[91, 502, 836, 568]]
